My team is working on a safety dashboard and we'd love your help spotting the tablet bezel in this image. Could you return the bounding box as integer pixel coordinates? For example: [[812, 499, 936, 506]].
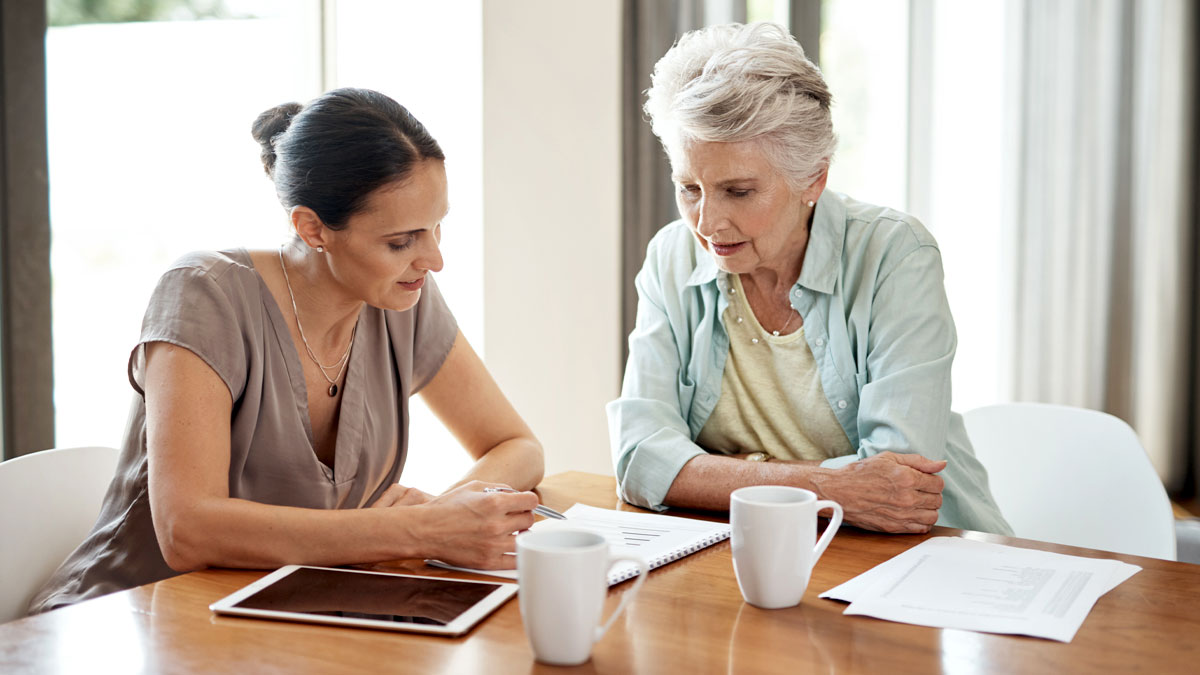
[[208, 565, 517, 636]]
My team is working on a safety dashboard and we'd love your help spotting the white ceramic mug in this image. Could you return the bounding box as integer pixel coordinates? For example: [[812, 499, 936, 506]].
[[730, 486, 844, 609], [516, 529, 649, 666]]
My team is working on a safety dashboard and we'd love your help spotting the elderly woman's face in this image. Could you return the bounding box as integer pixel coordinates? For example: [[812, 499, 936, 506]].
[[672, 140, 813, 277]]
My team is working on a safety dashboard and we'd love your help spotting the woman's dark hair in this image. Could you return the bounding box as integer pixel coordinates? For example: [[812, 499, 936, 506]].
[[250, 88, 445, 229]]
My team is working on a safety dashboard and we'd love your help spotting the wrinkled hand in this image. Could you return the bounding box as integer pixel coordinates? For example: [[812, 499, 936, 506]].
[[814, 452, 945, 533], [369, 484, 435, 508], [416, 481, 538, 570]]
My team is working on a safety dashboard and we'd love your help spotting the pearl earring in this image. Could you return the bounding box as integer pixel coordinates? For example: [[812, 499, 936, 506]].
[[807, 200, 815, 208], [316, 246, 325, 253]]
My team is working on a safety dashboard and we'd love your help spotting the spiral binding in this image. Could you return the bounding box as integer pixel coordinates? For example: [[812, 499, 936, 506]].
[[607, 529, 731, 585]]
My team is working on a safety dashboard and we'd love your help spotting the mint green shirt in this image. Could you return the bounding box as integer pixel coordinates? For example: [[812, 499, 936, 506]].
[[607, 191, 1012, 535]]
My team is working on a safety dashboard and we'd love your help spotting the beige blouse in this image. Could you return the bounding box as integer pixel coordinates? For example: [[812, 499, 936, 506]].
[[30, 249, 457, 613], [696, 274, 852, 461]]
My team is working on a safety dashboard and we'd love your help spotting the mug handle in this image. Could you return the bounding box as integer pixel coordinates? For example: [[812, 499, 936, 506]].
[[594, 555, 649, 642], [811, 500, 844, 565]]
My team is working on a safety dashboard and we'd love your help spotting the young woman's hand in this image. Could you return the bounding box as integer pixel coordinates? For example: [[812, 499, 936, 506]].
[[414, 481, 539, 569]]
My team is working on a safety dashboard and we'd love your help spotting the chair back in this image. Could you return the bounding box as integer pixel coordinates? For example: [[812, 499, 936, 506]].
[[0, 446, 120, 622], [963, 403, 1176, 560]]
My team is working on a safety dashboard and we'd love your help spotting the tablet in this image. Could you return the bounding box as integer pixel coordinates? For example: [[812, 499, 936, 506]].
[[209, 565, 517, 636]]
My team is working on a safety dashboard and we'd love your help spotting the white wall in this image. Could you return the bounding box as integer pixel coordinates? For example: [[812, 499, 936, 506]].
[[333, 0, 486, 493], [482, 0, 623, 477]]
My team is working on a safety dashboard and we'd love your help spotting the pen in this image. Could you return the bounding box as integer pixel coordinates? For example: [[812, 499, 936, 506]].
[[483, 486, 567, 520]]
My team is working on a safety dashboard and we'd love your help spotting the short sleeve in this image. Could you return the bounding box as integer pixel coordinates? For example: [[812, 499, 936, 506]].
[[128, 262, 251, 402], [408, 274, 458, 394]]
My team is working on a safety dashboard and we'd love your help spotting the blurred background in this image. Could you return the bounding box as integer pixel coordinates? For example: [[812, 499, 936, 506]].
[[2, 0, 1196, 509]]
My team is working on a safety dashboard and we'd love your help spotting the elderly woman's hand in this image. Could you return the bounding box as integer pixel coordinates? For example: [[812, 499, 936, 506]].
[[812, 452, 946, 533]]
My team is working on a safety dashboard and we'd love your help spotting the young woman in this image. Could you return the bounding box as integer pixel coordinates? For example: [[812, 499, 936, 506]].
[[32, 88, 544, 613]]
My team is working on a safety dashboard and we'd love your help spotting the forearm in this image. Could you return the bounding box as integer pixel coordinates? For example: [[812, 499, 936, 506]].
[[663, 454, 831, 510], [158, 497, 427, 572], [450, 437, 544, 492]]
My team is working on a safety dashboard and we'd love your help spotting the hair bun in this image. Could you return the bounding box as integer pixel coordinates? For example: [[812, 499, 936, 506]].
[[251, 102, 302, 177]]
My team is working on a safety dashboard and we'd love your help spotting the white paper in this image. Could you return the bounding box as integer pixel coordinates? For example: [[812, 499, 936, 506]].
[[427, 503, 730, 585], [820, 537, 1141, 642]]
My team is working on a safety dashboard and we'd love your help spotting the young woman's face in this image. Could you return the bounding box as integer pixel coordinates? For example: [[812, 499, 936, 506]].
[[327, 159, 447, 312]]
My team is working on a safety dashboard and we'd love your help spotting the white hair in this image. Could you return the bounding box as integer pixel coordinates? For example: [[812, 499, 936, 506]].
[[644, 22, 837, 189]]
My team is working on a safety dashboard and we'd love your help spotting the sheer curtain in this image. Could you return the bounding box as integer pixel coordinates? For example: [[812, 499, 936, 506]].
[[1005, 0, 1196, 491]]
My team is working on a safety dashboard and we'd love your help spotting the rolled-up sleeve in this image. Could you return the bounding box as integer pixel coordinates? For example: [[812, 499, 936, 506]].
[[819, 454, 859, 469], [856, 244, 956, 460], [607, 239, 706, 512], [848, 242, 1010, 533]]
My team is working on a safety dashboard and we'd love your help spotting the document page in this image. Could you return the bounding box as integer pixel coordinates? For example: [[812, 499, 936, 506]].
[[823, 537, 1140, 642], [558, 504, 730, 582], [427, 504, 730, 585]]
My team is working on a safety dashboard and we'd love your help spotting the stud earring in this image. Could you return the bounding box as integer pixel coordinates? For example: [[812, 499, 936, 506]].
[[807, 200, 815, 208], [316, 246, 325, 253]]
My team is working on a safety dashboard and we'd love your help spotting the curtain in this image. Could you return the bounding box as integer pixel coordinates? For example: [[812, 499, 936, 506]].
[[0, 0, 55, 459], [1007, 0, 1196, 493], [1188, 2, 1200, 503], [620, 0, 746, 365]]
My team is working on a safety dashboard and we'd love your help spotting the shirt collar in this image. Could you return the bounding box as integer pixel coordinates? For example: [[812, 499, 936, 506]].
[[683, 190, 846, 294], [797, 190, 845, 295], [686, 235, 720, 287]]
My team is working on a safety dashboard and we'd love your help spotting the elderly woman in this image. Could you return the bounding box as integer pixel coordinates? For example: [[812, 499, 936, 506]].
[[608, 23, 1010, 535]]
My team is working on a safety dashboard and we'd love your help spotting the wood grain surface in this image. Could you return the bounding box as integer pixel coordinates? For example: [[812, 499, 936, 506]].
[[2, 471, 1197, 673]]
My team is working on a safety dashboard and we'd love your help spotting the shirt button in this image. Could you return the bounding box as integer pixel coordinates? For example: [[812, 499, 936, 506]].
[[815, 338, 825, 347], [837, 400, 848, 409], [793, 288, 802, 297]]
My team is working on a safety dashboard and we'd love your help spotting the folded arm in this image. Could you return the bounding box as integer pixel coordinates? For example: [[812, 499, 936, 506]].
[[610, 235, 946, 533], [664, 452, 944, 533]]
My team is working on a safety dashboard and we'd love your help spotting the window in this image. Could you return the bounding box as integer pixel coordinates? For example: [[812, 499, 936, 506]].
[[820, 0, 909, 211], [48, 0, 484, 491], [48, 0, 322, 451], [918, 0, 1006, 412], [818, 0, 1007, 411]]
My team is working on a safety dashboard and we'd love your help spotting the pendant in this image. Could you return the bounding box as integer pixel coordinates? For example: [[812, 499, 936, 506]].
[[328, 383, 338, 397]]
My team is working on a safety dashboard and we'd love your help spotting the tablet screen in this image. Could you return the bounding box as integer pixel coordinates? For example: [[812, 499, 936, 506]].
[[225, 567, 506, 627]]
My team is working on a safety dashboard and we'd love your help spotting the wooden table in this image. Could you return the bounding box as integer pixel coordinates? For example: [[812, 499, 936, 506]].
[[2, 471, 1198, 673]]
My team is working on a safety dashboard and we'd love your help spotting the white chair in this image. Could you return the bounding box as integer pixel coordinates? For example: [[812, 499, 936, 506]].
[[0, 446, 120, 622], [963, 403, 1176, 560]]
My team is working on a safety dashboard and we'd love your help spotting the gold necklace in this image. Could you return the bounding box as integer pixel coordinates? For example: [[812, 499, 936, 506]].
[[730, 274, 800, 343], [278, 248, 357, 397], [771, 310, 799, 337]]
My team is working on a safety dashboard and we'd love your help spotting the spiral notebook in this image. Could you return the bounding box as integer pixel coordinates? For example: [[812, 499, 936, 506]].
[[427, 503, 731, 586]]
